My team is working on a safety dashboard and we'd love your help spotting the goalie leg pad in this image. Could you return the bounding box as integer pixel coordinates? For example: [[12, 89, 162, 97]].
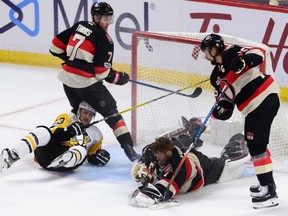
[[217, 154, 250, 183], [220, 133, 249, 161]]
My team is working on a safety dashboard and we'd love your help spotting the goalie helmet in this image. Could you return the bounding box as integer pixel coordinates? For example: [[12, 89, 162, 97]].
[[200, 33, 225, 52], [91, 2, 114, 17]]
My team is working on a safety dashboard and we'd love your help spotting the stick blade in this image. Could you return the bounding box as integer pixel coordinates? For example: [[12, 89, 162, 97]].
[[190, 87, 202, 98]]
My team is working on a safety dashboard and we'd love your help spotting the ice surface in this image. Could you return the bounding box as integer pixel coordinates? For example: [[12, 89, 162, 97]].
[[0, 63, 287, 216]]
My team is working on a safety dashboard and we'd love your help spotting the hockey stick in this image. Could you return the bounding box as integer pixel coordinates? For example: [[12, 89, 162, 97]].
[[88, 79, 209, 127], [129, 79, 209, 98], [163, 84, 229, 199]]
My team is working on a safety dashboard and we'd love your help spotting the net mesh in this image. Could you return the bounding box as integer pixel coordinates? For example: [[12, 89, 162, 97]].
[[131, 31, 288, 167]]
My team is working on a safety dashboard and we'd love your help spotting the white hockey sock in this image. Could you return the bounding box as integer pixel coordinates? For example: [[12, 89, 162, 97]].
[[62, 145, 87, 168], [12, 126, 51, 158]]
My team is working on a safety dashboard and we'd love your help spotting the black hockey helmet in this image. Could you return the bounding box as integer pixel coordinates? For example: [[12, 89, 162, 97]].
[[200, 33, 225, 52], [91, 2, 114, 17]]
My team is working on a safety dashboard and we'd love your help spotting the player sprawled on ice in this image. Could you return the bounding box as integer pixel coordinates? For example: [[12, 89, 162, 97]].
[[0, 101, 110, 172], [200, 33, 280, 209], [128, 117, 250, 208]]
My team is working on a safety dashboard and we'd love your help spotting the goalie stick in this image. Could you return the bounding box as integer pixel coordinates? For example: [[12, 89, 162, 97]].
[[88, 79, 209, 127], [129, 79, 209, 98], [163, 84, 229, 199]]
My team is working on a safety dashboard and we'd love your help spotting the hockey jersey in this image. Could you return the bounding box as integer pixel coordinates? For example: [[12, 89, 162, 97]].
[[49, 21, 114, 88], [50, 112, 103, 156], [211, 45, 280, 116], [140, 144, 204, 198]]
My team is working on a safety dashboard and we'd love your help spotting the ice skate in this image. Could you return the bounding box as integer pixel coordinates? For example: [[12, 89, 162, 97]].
[[250, 183, 261, 197], [0, 148, 20, 172], [123, 146, 141, 162], [251, 183, 279, 209]]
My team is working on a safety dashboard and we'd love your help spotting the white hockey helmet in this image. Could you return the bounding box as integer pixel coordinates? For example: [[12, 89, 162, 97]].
[[77, 101, 96, 117]]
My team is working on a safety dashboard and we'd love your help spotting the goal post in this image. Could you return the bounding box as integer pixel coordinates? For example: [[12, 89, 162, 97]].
[[130, 31, 288, 167]]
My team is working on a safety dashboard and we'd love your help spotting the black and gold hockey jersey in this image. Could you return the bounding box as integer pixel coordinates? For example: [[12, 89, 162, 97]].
[[34, 112, 103, 168], [50, 112, 103, 155]]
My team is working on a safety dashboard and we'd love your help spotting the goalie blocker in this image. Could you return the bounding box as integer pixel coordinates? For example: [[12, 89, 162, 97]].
[[129, 123, 250, 208]]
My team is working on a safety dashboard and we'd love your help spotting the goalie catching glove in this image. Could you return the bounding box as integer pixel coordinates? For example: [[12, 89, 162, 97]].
[[128, 183, 164, 207]]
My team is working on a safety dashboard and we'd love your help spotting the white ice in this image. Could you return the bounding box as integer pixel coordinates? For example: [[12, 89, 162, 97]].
[[0, 63, 287, 216]]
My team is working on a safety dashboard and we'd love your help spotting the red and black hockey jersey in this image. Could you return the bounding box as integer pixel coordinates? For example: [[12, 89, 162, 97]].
[[210, 45, 280, 116], [49, 21, 114, 88], [141, 145, 205, 198]]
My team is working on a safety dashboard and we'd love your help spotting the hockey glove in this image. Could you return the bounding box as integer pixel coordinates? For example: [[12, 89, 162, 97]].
[[65, 122, 85, 136], [131, 162, 155, 184], [87, 149, 110, 166], [230, 55, 246, 74], [105, 69, 129, 85], [212, 100, 234, 120]]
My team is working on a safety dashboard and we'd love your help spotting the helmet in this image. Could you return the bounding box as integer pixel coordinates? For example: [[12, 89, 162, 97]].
[[200, 33, 225, 52], [91, 2, 114, 17], [77, 101, 96, 116]]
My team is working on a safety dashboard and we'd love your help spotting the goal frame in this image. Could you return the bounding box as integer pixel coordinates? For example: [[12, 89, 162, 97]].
[[130, 31, 268, 145], [131, 31, 204, 143]]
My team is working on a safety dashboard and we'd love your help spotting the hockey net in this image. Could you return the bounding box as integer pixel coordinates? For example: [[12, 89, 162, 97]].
[[130, 31, 288, 167]]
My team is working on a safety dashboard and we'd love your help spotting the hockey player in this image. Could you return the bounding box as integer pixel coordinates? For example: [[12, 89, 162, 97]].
[[49, 2, 140, 162], [200, 33, 280, 209], [0, 101, 110, 172], [129, 132, 250, 208]]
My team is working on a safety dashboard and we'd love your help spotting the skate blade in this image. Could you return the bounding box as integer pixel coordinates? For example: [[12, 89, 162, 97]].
[[252, 197, 279, 209]]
